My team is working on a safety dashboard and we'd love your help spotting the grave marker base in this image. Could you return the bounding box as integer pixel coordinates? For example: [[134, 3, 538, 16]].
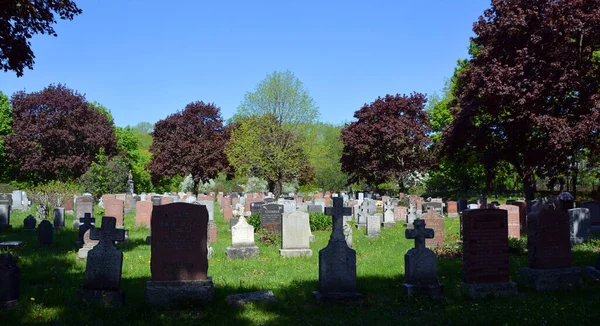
[[520, 267, 582, 291], [400, 283, 443, 297], [280, 248, 313, 258], [77, 289, 125, 306], [584, 266, 600, 280], [227, 246, 259, 260], [0, 241, 22, 250], [312, 291, 364, 304], [459, 282, 517, 299], [145, 278, 214, 306], [226, 290, 277, 306], [382, 222, 396, 228], [448, 213, 459, 218]]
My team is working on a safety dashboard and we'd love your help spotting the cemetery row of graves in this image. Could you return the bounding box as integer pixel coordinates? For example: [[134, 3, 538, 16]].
[[1, 189, 600, 324]]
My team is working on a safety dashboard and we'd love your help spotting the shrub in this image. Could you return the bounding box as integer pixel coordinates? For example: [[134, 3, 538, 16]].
[[30, 180, 81, 218], [247, 214, 261, 230], [79, 155, 129, 198], [508, 237, 528, 255], [258, 228, 281, 246], [245, 176, 268, 193], [309, 212, 332, 231], [179, 174, 195, 193]]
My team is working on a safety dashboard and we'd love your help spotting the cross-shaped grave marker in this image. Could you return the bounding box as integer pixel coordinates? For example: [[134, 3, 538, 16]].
[[406, 218, 434, 250], [80, 212, 96, 228], [325, 197, 352, 242], [90, 216, 126, 245]]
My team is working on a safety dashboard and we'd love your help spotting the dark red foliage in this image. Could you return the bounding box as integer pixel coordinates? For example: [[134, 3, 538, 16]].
[[0, 0, 82, 77], [442, 0, 600, 200], [5, 84, 117, 182], [149, 101, 230, 185], [340, 93, 432, 186]]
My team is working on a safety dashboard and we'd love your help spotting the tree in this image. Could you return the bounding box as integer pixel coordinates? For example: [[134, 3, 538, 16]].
[[340, 93, 432, 187], [4, 84, 117, 183], [442, 0, 600, 201], [226, 115, 310, 196], [131, 122, 153, 150], [305, 123, 348, 192], [149, 101, 230, 190], [79, 155, 129, 199], [0, 91, 12, 181], [1, 0, 82, 76]]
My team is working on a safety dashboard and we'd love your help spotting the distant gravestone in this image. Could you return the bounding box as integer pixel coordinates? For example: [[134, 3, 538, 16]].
[[151, 196, 162, 206], [422, 202, 442, 216], [307, 204, 322, 213], [460, 209, 517, 298], [77, 229, 99, 260], [499, 205, 520, 239], [135, 201, 152, 228], [520, 208, 581, 291], [104, 198, 125, 227], [198, 200, 214, 221], [447, 201, 458, 217], [0, 194, 12, 229], [580, 201, 600, 232], [366, 215, 380, 238], [508, 200, 528, 231], [382, 205, 396, 228], [77, 216, 126, 305], [37, 220, 53, 246], [11, 191, 22, 211], [280, 211, 312, 257], [250, 202, 265, 215], [569, 208, 591, 246], [260, 203, 283, 234], [279, 199, 297, 213], [394, 206, 407, 222], [419, 209, 445, 248], [407, 205, 417, 225], [457, 199, 467, 212], [145, 203, 213, 305], [401, 219, 443, 296], [23, 215, 36, 231], [0, 254, 20, 309], [227, 216, 259, 260], [76, 196, 94, 220], [53, 207, 65, 229], [77, 213, 96, 248], [314, 197, 363, 303]]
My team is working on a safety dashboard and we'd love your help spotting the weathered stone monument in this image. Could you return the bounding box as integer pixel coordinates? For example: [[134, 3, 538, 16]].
[[520, 207, 581, 291], [382, 205, 396, 228], [77, 216, 126, 305], [76, 196, 94, 220], [104, 198, 125, 227], [447, 201, 458, 217], [422, 202, 443, 216], [313, 197, 363, 303], [38, 220, 53, 246], [568, 208, 591, 246], [260, 203, 283, 234], [0, 194, 12, 229], [23, 215, 36, 231], [419, 208, 445, 248], [401, 219, 443, 296], [53, 207, 65, 229], [77, 213, 96, 248], [499, 205, 520, 239], [280, 211, 312, 257], [227, 215, 259, 260], [126, 170, 134, 195], [0, 254, 19, 309], [135, 200, 153, 227], [145, 203, 214, 305], [460, 209, 517, 298], [366, 214, 380, 237]]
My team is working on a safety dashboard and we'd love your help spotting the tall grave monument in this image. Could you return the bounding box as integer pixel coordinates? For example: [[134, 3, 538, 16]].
[[401, 219, 443, 296]]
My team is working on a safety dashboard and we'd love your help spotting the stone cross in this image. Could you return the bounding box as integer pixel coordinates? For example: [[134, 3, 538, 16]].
[[405, 219, 434, 250], [79, 213, 96, 228], [325, 197, 352, 242], [90, 216, 126, 244]]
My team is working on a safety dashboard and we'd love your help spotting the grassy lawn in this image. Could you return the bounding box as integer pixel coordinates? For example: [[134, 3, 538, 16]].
[[1, 204, 600, 325]]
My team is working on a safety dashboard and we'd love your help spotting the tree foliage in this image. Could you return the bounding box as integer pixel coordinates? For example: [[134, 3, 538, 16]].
[[149, 101, 230, 190], [5, 84, 117, 183], [131, 122, 153, 151], [1, 0, 82, 76], [0, 91, 12, 181], [442, 0, 600, 200], [305, 123, 348, 192], [79, 155, 129, 198], [340, 93, 432, 187]]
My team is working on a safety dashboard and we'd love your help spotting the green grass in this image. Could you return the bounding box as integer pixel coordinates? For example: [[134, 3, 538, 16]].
[[1, 205, 600, 325]]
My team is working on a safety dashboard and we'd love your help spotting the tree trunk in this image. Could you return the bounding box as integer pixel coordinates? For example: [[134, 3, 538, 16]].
[[522, 172, 536, 201], [277, 179, 283, 198], [572, 168, 578, 200]]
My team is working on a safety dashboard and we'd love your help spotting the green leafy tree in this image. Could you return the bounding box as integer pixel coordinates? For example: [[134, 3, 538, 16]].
[[79, 155, 129, 198], [131, 122, 153, 151], [305, 123, 348, 192], [0, 91, 12, 181]]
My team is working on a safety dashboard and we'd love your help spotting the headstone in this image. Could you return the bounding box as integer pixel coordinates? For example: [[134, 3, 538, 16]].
[[499, 205, 520, 239], [11, 191, 22, 211], [37, 220, 53, 246], [250, 201, 265, 215], [520, 208, 581, 291], [223, 207, 234, 222], [358, 193, 364, 201], [401, 219, 443, 296], [126, 170, 134, 195], [447, 201, 458, 217], [307, 204, 322, 213], [508, 200, 528, 231], [198, 200, 214, 221], [569, 208, 591, 246], [135, 201, 153, 228], [407, 205, 417, 225], [160, 196, 173, 205], [53, 207, 65, 229], [366, 215, 380, 238], [104, 198, 125, 227], [23, 215, 36, 231], [382, 205, 396, 228], [0, 203, 11, 230], [419, 209, 444, 248], [279, 199, 297, 213], [227, 215, 259, 259], [145, 203, 214, 305], [313, 199, 326, 212], [77, 229, 99, 260], [63, 196, 74, 212], [260, 203, 283, 234], [460, 209, 517, 298], [422, 202, 442, 215], [151, 196, 162, 206], [394, 206, 407, 222], [314, 198, 363, 303], [280, 211, 312, 257], [77, 213, 96, 247], [76, 196, 94, 220], [208, 222, 217, 244], [0, 254, 20, 309], [77, 216, 126, 305], [580, 201, 600, 232]]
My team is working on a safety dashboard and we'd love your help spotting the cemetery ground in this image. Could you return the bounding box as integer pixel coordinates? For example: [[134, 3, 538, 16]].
[[1, 206, 600, 325]]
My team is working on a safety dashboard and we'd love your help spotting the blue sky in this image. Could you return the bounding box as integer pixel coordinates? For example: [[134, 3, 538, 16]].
[[0, 0, 490, 127]]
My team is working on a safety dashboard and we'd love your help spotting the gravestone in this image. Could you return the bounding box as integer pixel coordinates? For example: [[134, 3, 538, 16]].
[[151, 196, 162, 206], [209, 222, 217, 244], [77, 229, 99, 260], [356, 200, 369, 227], [104, 198, 125, 227], [460, 209, 517, 298], [77, 213, 96, 248], [366, 215, 380, 238], [401, 219, 443, 296], [394, 206, 407, 222], [313, 199, 326, 213], [457, 198, 467, 212], [23, 215, 36, 231], [0, 254, 19, 309], [520, 208, 581, 291], [77, 216, 126, 305], [227, 216, 259, 259], [198, 200, 214, 221], [250, 201, 265, 215], [53, 207, 65, 229], [260, 203, 283, 234], [76, 196, 94, 220], [279, 199, 297, 213], [508, 200, 528, 231], [343, 216, 353, 248], [568, 208, 591, 246], [419, 209, 444, 248], [11, 191, 22, 211], [135, 201, 153, 228], [382, 205, 396, 228], [407, 205, 417, 225], [314, 197, 363, 303], [307, 204, 322, 213], [145, 203, 213, 305], [223, 207, 234, 222], [38, 220, 53, 246], [498, 205, 520, 239], [280, 211, 312, 257], [580, 201, 600, 232], [422, 202, 442, 216], [0, 194, 11, 229], [447, 201, 458, 217]]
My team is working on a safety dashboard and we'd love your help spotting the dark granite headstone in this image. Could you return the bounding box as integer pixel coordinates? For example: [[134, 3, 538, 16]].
[[580, 201, 600, 232], [457, 198, 467, 212], [419, 209, 445, 248], [260, 203, 283, 233], [78, 213, 96, 247], [402, 219, 443, 296], [23, 215, 36, 231], [37, 220, 53, 246], [250, 201, 265, 215], [0, 254, 20, 309], [53, 207, 65, 229]]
